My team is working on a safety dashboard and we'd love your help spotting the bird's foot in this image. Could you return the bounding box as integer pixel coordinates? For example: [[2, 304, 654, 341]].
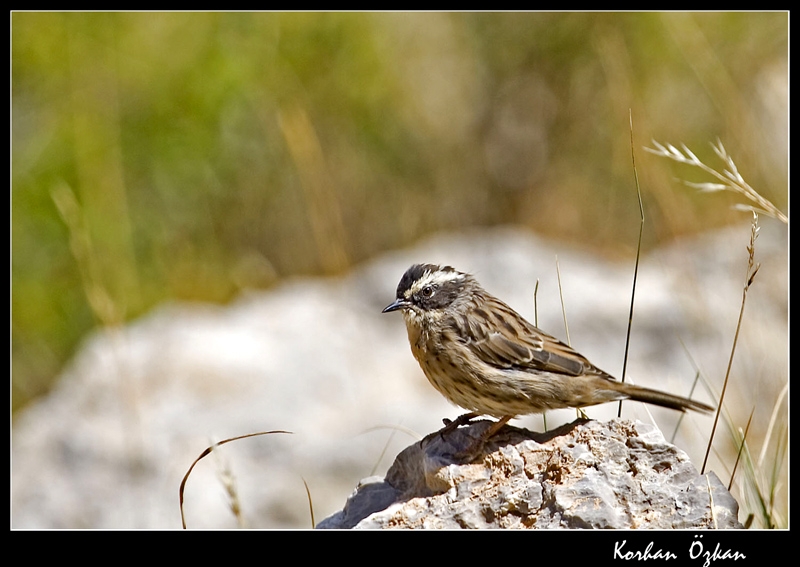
[[439, 412, 479, 440], [448, 415, 514, 462]]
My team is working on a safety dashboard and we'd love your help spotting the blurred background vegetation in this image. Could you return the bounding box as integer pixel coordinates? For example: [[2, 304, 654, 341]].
[[11, 12, 787, 413]]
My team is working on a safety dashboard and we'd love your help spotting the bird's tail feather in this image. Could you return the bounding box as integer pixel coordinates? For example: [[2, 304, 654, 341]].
[[618, 383, 714, 414]]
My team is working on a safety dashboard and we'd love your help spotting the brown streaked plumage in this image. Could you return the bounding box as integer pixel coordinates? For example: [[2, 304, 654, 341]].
[[382, 263, 713, 437]]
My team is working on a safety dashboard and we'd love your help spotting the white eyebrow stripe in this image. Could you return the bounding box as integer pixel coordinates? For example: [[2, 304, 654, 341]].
[[410, 269, 465, 294]]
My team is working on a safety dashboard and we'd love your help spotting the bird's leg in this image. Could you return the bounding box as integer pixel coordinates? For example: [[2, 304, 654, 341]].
[[480, 415, 513, 442]]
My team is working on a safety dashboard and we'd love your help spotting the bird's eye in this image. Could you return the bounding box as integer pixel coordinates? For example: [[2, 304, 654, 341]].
[[421, 285, 434, 297]]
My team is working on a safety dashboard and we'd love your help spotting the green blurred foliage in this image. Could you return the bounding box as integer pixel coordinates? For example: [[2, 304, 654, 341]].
[[11, 12, 787, 411]]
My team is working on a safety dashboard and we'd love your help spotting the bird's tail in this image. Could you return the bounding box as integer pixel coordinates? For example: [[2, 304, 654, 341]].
[[616, 382, 714, 414]]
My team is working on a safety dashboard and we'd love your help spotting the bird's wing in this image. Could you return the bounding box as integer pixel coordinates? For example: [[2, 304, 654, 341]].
[[458, 299, 611, 378]]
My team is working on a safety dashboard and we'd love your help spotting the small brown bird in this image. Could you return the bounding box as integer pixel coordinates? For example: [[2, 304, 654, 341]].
[[383, 263, 713, 438]]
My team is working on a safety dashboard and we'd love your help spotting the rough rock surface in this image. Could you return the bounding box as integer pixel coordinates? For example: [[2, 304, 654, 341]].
[[317, 418, 742, 529]]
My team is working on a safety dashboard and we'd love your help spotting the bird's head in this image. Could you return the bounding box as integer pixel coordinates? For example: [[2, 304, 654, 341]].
[[382, 263, 471, 316]]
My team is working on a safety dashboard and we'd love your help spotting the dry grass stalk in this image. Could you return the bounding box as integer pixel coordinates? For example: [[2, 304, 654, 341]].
[[701, 211, 760, 476], [728, 407, 755, 491], [179, 430, 292, 529]]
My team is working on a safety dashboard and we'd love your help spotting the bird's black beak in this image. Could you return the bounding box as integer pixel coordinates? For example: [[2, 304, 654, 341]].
[[382, 298, 409, 313]]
